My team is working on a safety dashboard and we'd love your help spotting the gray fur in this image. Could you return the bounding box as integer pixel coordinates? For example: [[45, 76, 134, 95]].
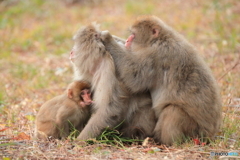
[[101, 16, 222, 145], [72, 24, 155, 140]]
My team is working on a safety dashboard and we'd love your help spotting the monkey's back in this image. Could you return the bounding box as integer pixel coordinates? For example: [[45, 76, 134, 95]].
[[35, 94, 73, 139]]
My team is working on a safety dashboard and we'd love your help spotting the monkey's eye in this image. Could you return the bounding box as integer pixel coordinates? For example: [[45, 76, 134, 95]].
[[94, 34, 99, 39]]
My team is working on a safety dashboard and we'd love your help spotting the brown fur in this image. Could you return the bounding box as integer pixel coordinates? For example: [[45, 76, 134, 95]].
[[70, 23, 156, 140], [35, 80, 92, 140], [101, 16, 222, 145], [120, 92, 156, 139]]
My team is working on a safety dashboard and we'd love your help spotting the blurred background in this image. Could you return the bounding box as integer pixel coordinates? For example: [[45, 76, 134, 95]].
[[0, 0, 239, 148]]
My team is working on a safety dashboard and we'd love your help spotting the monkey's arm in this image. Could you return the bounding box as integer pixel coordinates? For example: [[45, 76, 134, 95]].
[[77, 106, 123, 140], [112, 35, 125, 45], [101, 31, 155, 93], [77, 96, 126, 140], [77, 83, 127, 140], [56, 106, 74, 138]]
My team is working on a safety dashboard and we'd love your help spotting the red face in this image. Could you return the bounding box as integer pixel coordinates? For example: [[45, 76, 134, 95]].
[[125, 34, 135, 49], [69, 45, 79, 62], [69, 51, 74, 61], [80, 89, 92, 107]]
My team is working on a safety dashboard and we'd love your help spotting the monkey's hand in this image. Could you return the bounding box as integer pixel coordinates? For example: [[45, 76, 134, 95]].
[[112, 35, 126, 46], [100, 30, 113, 43]]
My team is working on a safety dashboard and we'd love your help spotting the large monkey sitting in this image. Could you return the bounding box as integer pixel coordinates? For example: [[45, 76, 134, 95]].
[[70, 23, 156, 140], [100, 16, 222, 145]]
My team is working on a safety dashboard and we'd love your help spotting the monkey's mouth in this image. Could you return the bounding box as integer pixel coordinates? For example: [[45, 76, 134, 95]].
[[69, 51, 74, 60], [69, 50, 80, 63], [85, 102, 92, 105], [82, 101, 93, 107]]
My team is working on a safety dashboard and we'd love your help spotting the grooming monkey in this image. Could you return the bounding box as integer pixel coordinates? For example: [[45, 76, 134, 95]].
[[70, 23, 156, 140], [35, 80, 92, 140], [101, 16, 222, 145]]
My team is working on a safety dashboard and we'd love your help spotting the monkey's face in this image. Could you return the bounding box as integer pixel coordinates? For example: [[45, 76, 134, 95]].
[[68, 81, 93, 107], [128, 16, 161, 51], [79, 89, 92, 106], [126, 27, 152, 51]]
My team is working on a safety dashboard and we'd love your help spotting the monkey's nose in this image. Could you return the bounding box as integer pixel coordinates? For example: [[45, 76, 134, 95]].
[[69, 51, 73, 60]]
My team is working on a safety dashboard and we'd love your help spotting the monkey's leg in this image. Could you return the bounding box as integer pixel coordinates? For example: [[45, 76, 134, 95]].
[[58, 122, 70, 139], [37, 122, 59, 140], [154, 105, 198, 145]]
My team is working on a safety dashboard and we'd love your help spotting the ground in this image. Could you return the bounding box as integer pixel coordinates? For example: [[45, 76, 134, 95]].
[[0, 0, 239, 159]]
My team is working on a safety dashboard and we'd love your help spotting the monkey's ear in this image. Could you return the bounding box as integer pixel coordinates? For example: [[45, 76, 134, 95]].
[[152, 28, 159, 37], [68, 89, 73, 99]]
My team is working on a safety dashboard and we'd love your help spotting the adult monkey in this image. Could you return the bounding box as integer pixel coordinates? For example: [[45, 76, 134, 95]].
[[70, 23, 156, 140], [101, 16, 222, 145]]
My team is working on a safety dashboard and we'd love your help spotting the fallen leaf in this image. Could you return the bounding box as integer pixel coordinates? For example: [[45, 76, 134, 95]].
[[143, 147, 161, 154], [193, 138, 200, 145], [0, 127, 9, 132], [12, 132, 30, 140], [201, 142, 206, 146]]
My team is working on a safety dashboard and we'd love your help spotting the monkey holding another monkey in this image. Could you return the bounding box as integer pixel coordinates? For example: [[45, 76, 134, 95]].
[[70, 23, 156, 141], [35, 15, 222, 146], [101, 15, 222, 145], [35, 80, 92, 140]]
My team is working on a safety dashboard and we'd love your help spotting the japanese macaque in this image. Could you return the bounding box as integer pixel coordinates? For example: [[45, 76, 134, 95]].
[[35, 80, 92, 140], [70, 23, 156, 140], [101, 16, 222, 145], [119, 92, 156, 139]]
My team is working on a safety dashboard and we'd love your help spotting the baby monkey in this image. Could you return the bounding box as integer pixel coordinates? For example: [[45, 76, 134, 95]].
[[35, 80, 92, 140]]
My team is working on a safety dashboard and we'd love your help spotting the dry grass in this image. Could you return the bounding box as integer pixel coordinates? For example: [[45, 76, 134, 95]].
[[0, 0, 239, 159]]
